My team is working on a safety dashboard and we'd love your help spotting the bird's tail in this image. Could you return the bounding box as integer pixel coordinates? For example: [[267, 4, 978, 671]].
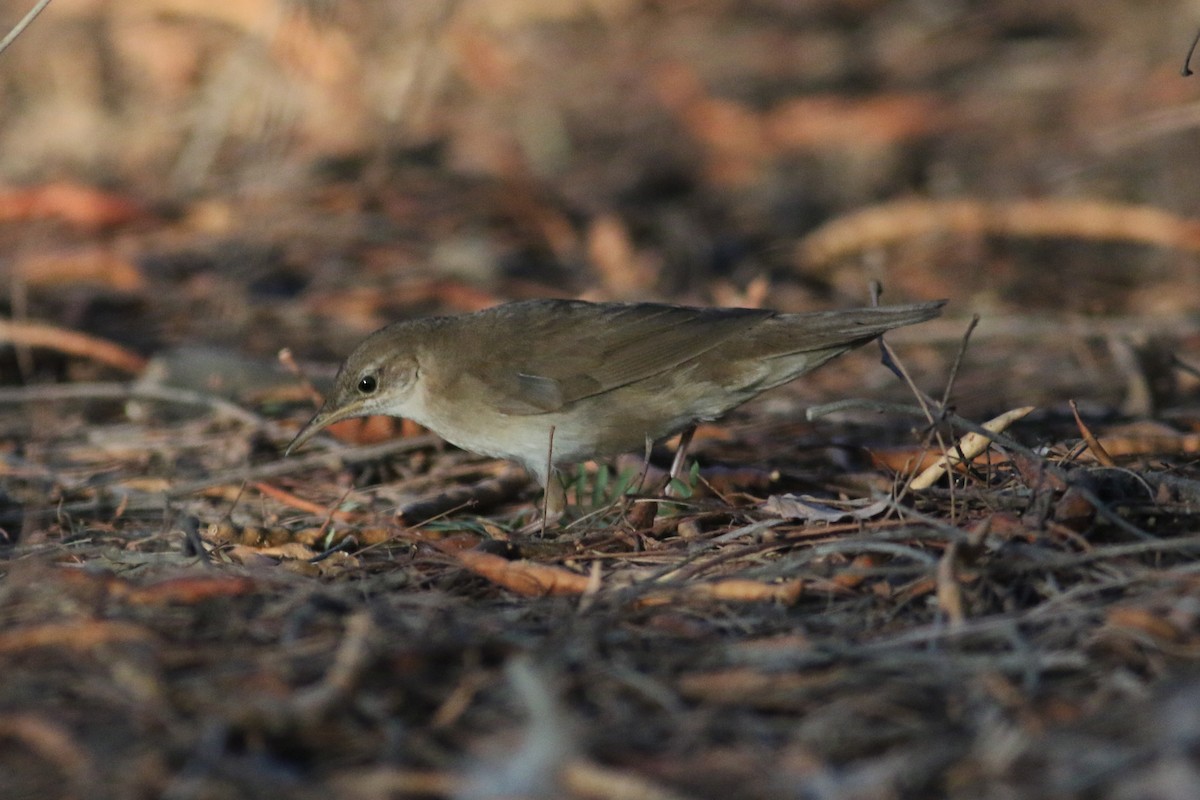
[[759, 300, 946, 355]]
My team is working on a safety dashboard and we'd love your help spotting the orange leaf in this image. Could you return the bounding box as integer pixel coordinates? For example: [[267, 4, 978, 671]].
[[449, 548, 590, 596], [1106, 607, 1184, 643], [765, 93, 942, 151], [0, 182, 144, 229], [119, 575, 258, 605], [0, 620, 154, 653], [14, 246, 145, 293], [0, 319, 147, 374], [325, 415, 411, 445]]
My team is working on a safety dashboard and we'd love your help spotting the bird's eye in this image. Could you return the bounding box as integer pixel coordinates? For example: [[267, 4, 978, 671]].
[[357, 374, 378, 394]]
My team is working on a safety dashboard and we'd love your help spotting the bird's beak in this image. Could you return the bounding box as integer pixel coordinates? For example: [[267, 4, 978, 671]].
[[284, 402, 363, 455]]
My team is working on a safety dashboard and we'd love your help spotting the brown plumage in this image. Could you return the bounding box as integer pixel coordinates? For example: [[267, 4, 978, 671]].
[[288, 298, 945, 512]]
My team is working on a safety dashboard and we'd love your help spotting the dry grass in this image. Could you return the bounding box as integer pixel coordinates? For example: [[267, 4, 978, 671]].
[[3, 1, 1200, 797], [2, 354, 1200, 798]]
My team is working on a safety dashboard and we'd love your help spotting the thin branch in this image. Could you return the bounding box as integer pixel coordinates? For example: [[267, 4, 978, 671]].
[[0, 0, 52, 58], [940, 314, 979, 408]]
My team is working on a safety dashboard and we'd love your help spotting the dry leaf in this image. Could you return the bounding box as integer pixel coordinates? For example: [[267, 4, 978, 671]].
[[762, 494, 890, 522], [450, 548, 591, 596], [14, 246, 145, 293], [0, 182, 144, 230]]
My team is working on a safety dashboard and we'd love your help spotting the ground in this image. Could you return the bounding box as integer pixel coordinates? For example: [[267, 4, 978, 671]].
[[2, 1, 1200, 798]]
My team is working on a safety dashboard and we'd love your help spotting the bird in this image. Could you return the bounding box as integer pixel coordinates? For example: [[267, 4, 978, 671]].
[[286, 297, 945, 518]]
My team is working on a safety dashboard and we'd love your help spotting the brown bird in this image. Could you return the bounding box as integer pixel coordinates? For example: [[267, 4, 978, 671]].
[[287, 298, 944, 516]]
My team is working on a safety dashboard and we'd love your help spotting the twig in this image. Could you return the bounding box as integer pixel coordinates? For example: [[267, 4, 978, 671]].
[[0, 714, 96, 798], [1069, 399, 1116, 467], [907, 406, 1036, 490], [563, 759, 697, 800], [1184, 28, 1200, 76], [1065, 482, 1157, 542], [0, 0, 53, 58], [310, 534, 359, 563], [178, 515, 212, 565], [277, 347, 325, 407], [877, 337, 937, 425], [253, 481, 364, 523], [217, 482, 249, 531], [809, 399, 1158, 540], [0, 319, 147, 374], [396, 466, 530, 524], [542, 425, 556, 535], [806, 400, 1042, 460], [289, 611, 375, 719], [665, 423, 696, 496], [875, 330, 959, 514], [168, 433, 441, 497], [798, 198, 1200, 268], [941, 315, 979, 408], [1007, 531, 1200, 570], [1173, 354, 1200, 381], [0, 381, 264, 426]]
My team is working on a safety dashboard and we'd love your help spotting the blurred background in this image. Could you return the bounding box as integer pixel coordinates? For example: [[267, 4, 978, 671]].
[[1, 0, 1198, 413]]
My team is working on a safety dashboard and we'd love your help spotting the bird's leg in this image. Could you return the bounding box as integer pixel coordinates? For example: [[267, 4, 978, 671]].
[[542, 473, 566, 521], [632, 435, 654, 496], [516, 471, 565, 537], [665, 423, 697, 498], [536, 425, 563, 535]]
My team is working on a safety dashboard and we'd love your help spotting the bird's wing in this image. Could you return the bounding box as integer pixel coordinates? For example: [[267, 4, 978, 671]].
[[475, 301, 772, 415]]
